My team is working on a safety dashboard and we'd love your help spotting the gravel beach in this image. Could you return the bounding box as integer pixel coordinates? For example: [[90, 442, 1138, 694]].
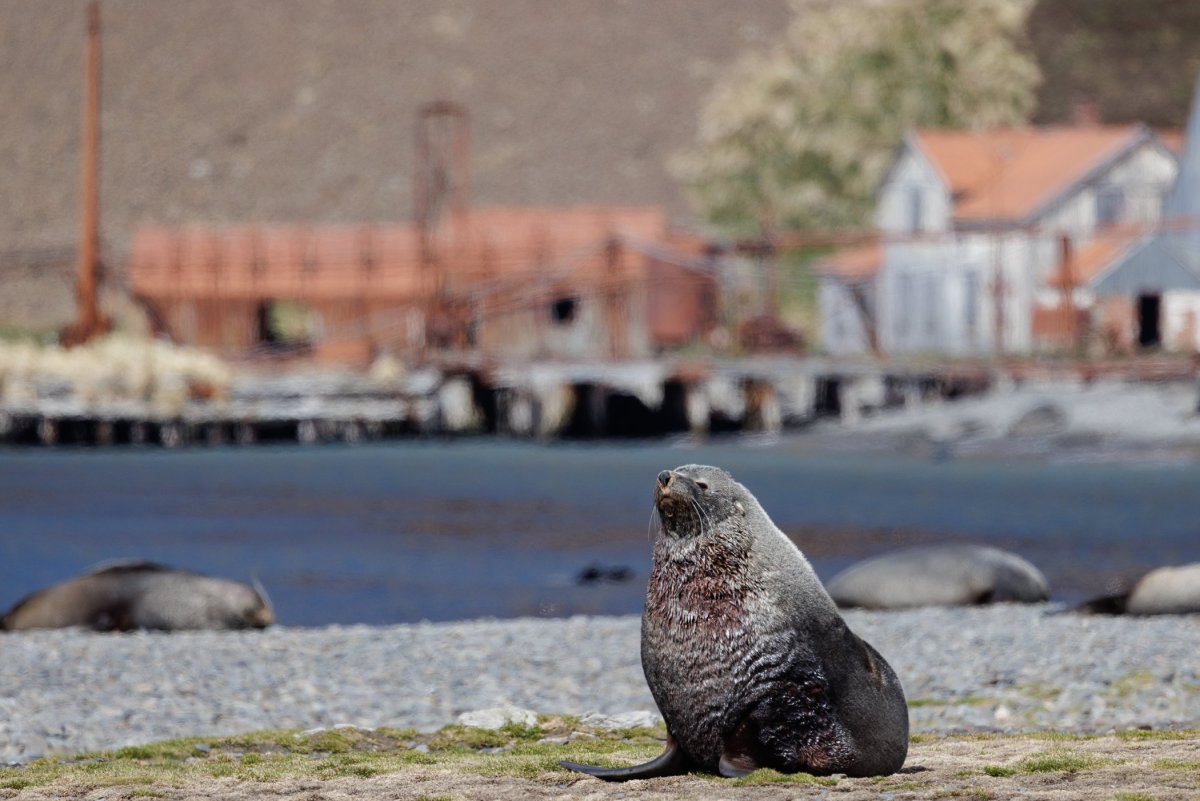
[[2, 605, 1197, 764]]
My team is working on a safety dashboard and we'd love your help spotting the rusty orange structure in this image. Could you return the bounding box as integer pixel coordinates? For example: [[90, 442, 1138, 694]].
[[129, 206, 718, 364], [62, 0, 109, 346]]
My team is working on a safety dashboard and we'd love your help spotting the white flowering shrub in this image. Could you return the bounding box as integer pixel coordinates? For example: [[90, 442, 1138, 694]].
[[674, 0, 1040, 236]]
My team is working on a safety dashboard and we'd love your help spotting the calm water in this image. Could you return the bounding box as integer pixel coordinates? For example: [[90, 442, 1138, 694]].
[[1, 439, 1198, 626]]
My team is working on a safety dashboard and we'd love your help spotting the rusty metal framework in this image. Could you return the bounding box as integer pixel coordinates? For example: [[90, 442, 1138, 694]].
[[414, 101, 470, 267]]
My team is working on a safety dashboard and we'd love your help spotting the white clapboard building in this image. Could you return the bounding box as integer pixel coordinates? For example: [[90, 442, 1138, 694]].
[[818, 124, 1178, 356]]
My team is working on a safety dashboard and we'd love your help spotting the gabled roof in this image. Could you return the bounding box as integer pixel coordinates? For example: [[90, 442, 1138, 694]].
[[910, 125, 1152, 224], [1090, 231, 1200, 296]]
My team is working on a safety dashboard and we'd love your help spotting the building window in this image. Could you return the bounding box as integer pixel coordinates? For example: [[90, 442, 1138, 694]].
[[896, 273, 914, 340], [963, 270, 978, 338], [1096, 186, 1124, 227], [550, 296, 578, 325], [908, 185, 924, 232], [923, 274, 939, 340]]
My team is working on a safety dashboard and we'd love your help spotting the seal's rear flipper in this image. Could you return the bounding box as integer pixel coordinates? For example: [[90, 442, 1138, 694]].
[[718, 752, 759, 778], [719, 717, 764, 777], [561, 735, 689, 781], [1073, 593, 1129, 615]]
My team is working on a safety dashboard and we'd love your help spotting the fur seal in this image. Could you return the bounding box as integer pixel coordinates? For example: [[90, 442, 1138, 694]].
[[825, 545, 1049, 610], [1077, 563, 1200, 615], [563, 464, 908, 780], [1, 560, 274, 631]]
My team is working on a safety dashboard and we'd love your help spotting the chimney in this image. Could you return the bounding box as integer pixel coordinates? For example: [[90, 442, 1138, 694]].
[[1072, 98, 1101, 128]]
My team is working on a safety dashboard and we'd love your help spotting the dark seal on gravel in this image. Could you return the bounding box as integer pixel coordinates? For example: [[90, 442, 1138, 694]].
[[1, 560, 274, 632], [563, 464, 909, 780]]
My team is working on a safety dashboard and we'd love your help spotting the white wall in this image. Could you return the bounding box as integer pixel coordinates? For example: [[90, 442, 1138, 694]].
[[1164, 290, 1200, 350], [879, 232, 1057, 355], [875, 149, 951, 236], [1037, 141, 1176, 247], [818, 278, 873, 354]]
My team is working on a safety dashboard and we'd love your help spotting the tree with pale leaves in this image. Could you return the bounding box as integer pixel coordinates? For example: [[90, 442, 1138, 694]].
[[674, 0, 1040, 238]]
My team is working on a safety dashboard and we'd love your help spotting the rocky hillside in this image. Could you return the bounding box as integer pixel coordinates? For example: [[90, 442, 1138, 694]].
[[1028, 0, 1200, 128], [3, 0, 1198, 331]]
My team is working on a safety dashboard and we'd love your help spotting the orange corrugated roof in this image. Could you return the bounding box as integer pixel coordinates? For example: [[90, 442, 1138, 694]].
[[913, 126, 1143, 223], [815, 242, 881, 283], [129, 207, 669, 299]]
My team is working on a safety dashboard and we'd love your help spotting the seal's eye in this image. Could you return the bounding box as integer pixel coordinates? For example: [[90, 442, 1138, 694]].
[[695, 480, 709, 491]]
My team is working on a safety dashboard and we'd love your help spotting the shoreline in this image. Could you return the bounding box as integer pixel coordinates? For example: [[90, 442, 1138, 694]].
[[3, 605, 1198, 765]]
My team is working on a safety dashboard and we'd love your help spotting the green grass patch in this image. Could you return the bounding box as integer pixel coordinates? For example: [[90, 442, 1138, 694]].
[[0, 725, 1193, 792], [1115, 728, 1199, 741], [1022, 731, 1096, 742], [712, 768, 837, 787], [1016, 683, 1063, 701], [0, 722, 670, 790], [1112, 793, 1158, 801], [1107, 671, 1157, 697], [981, 747, 1108, 776], [1015, 749, 1110, 773]]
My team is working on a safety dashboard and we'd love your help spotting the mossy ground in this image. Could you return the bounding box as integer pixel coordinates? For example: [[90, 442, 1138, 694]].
[[0, 723, 1197, 800]]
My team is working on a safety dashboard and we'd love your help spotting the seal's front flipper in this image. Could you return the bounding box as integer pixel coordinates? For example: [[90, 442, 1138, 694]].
[[561, 734, 690, 781]]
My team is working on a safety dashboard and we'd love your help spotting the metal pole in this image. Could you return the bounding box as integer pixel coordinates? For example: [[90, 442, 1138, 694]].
[[1058, 233, 1075, 351], [75, 1, 102, 342]]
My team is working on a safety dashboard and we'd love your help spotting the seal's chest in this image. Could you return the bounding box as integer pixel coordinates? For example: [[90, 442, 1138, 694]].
[[645, 560, 757, 639]]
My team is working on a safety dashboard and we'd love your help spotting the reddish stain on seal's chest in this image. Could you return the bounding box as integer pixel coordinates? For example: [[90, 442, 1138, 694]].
[[645, 543, 758, 634]]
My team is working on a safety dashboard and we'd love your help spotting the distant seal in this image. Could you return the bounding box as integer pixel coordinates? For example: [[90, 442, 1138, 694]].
[[1077, 563, 1200, 615], [563, 464, 908, 780], [826, 545, 1049, 610], [1, 560, 274, 632]]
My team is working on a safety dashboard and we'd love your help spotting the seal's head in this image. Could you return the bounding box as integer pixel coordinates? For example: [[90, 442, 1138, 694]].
[[138, 574, 275, 631], [654, 464, 746, 539], [215, 579, 274, 629]]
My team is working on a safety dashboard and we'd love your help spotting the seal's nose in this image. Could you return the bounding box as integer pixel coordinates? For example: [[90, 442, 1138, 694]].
[[657, 470, 672, 488]]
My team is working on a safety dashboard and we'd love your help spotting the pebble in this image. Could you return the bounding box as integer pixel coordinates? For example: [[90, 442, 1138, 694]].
[[0, 606, 1196, 763], [456, 705, 538, 730]]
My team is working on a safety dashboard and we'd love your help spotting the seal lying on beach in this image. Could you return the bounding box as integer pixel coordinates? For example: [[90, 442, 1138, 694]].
[[825, 545, 1049, 610], [1077, 563, 1200, 615], [1, 560, 274, 631], [563, 464, 908, 780]]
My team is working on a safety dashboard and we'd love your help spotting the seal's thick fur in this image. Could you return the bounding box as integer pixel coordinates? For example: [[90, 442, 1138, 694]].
[[564, 464, 908, 780]]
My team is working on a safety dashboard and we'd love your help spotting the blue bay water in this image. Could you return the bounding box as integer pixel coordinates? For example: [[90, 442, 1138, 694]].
[[0, 439, 1197, 626]]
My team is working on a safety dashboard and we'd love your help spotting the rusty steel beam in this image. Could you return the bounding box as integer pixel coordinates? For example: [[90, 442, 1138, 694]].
[[66, 1, 105, 346], [413, 101, 470, 265]]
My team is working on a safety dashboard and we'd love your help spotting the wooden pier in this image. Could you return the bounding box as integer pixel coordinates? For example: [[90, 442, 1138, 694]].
[[0, 357, 994, 448]]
